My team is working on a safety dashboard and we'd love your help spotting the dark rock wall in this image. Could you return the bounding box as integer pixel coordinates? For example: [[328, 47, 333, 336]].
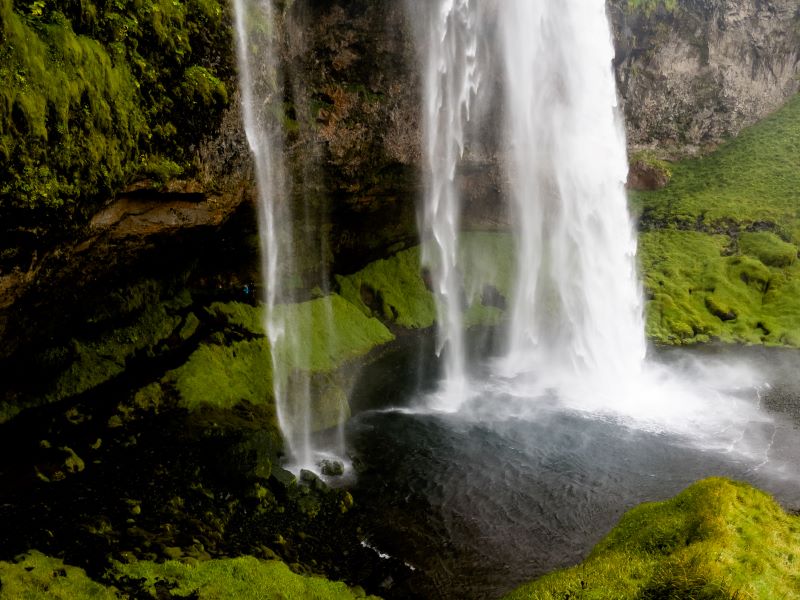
[[1, 0, 798, 386], [609, 0, 800, 152]]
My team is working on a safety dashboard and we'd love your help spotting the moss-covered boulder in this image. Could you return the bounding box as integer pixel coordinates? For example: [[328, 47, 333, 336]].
[[0, 551, 119, 599], [504, 478, 800, 600]]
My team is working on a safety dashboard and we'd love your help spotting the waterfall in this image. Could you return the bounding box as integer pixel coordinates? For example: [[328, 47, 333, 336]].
[[421, 0, 645, 406], [421, 0, 480, 410], [499, 0, 646, 386], [232, 0, 316, 469]]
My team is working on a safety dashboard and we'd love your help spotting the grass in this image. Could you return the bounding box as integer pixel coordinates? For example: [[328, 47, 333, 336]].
[[634, 94, 800, 346], [115, 555, 380, 599], [0, 551, 379, 599], [0, 551, 119, 599], [503, 477, 800, 600], [632, 95, 800, 242]]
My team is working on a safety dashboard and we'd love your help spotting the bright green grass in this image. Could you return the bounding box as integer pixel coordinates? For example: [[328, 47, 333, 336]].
[[635, 94, 800, 346], [0, 551, 119, 599], [0, 552, 379, 599], [632, 94, 800, 242], [503, 477, 800, 600], [639, 230, 800, 346], [116, 556, 379, 599]]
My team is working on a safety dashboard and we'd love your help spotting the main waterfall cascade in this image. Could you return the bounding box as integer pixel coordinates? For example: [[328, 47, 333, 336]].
[[422, 0, 645, 410], [499, 1, 645, 383]]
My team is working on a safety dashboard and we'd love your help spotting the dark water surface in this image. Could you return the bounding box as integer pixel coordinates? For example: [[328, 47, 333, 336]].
[[345, 346, 800, 599]]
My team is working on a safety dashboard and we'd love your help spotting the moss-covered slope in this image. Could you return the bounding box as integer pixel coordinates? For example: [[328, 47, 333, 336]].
[[504, 477, 800, 600], [0, 0, 232, 238], [0, 551, 380, 599], [634, 94, 800, 346]]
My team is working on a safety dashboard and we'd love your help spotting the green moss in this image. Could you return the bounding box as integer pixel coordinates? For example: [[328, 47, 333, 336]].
[[210, 296, 395, 373], [271, 294, 395, 373], [1, 0, 232, 232], [625, 0, 677, 15], [208, 301, 265, 335], [0, 550, 118, 599], [336, 235, 513, 331], [178, 312, 201, 341], [0, 1, 144, 217], [164, 338, 274, 412], [632, 94, 800, 241], [114, 555, 379, 599], [504, 478, 800, 600], [336, 247, 437, 329], [640, 230, 800, 346], [636, 95, 800, 346], [739, 232, 797, 268], [49, 303, 181, 401]]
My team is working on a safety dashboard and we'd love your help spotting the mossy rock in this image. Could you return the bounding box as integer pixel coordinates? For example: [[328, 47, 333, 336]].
[[739, 232, 797, 268], [336, 234, 513, 331], [640, 229, 800, 347], [0, 550, 119, 599], [336, 246, 437, 329], [165, 338, 274, 412], [114, 555, 381, 599], [47, 303, 181, 403], [210, 295, 395, 373], [504, 477, 800, 599]]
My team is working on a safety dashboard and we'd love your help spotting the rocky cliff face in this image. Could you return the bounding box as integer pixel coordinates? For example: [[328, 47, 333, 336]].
[[609, 0, 800, 152], [1, 0, 798, 397]]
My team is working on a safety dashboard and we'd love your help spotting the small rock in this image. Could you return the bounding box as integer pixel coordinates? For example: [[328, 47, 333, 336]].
[[320, 459, 345, 477], [61, 447, 84, 473]]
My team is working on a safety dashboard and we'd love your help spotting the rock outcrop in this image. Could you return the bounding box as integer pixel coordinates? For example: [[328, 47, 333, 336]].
[[609, 0, 800, 152]]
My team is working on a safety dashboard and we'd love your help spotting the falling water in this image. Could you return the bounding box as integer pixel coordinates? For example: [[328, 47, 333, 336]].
[[232, 0, 317, 469], [421, 0, 480, 409], [499, 0, 646, 387], [420, 0, 645, 407]]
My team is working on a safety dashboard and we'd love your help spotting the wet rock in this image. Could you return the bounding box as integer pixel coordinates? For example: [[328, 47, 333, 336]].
[[320, 459, 345, 477], [270, 466, 297, 491]]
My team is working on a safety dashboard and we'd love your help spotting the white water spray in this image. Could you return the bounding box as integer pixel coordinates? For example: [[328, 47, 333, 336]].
[[232, 0, 316, 470], [499, 0, 646, 388], [421, 0, 480, 410]]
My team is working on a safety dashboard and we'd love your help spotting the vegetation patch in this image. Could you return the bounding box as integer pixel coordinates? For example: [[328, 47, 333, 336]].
[[336, 246, 437, 329], [48, 303, 181, 403], [640, 230, 800, 346], [209, 295, 395, 373], [503, 477, 800, 600], [633, 94, 800, 241], [336, 235, 514, 331], [0, 550, 119, 599], [624, 0, 677, 16], [164, 338, 274, 413], [0, 0, 232, 235], [115, 555, 379, 599], [634, 94, 800, 346]]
